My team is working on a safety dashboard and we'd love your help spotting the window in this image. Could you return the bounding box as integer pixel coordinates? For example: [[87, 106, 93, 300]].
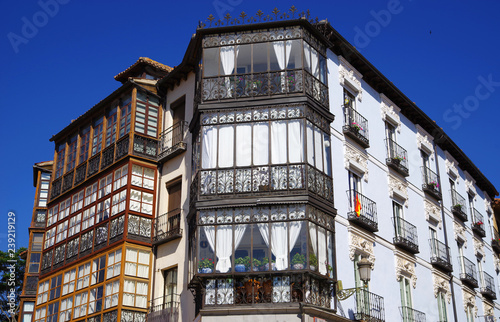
[[104, 280, 120, 309], [421, 150, 430, 169], [344, 89, 356, 110], [49, 275, 62, 301], [449, 178, 456, 192], [113, 164, 128, 190], [468, 193, 475, 220], [28, 252, 41, 273], [91, 116, 104, 156], [79, 125, 91, 164], [98, 174, 113, 199], [46, 302, 59, 322], [348, 171, 362, 194], [62, 269, 76, 295], [37, 280, 49, 304], [393, 201, 405, 240], [23, 301, 35, 322], [128, 215, 152, 238], [55, 143, 66, 179], [38, 172, 50, 207], [32, 232, 44, 251], [66, 134, 78, 172], [59, 198, 71, 221], [167, 181, 182, 227], [80, 231, 94, 253], [95, 198, 110, 223], [386, 122, 396, 142], [66, 238, 79, 259], [88, 286, 103, 314], [71, 190, 84, 214], [105, 105, 118, 147], [44, 227, 56, 249], [130, 189, 153, 215], [135, 91, 159, 137], [59, 297, 73, 322], [119, 95, 132, 138], [95, 224, 108, 246], [171, 97, 185, 124], [76, 262, 91, 290], [163, 267, 178, 310], [466, 305, 474, 322], [84, 182, 98, 206], [35, 306, 46, 322], [125, 248, 150, 278], [56, 221, 68, 243], [73, 291, 88, 319], [47, 205, 59, 227], [107, 249, 122, 279], [111, 190, 126, 216], [81, 206, 96, 231], [131, 165, 155, 189], [91, 256, 106, 285], [437, 292, 448, 321], [68, 213, 82, 237], [110, 215, 125, 239], [123, 279, 148, 308], [399, 276, 413, 321]]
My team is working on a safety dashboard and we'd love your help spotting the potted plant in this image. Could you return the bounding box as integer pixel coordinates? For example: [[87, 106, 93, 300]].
[[235, 256, 248, 272], [428, 180, 439, 190], [475, 221, 483, 227], [291, 253, 306, 270], [198, 258, 214, 274], [453, 204, 463, 212], [326, 263, 334, 277], [251, 258, 261, 271], [393, 156, 405, 164], [260, 257, 276, 271], [309, 253, 318, 271], [351, 122, 363, 133]]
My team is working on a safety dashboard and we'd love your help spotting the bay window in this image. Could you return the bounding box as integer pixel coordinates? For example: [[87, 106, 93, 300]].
[[113, 164, 128, 190], [79, 126, 91, 164], [119, 95, 132, 138], [66, 134, 78, 172], [91, 116, 104, 156], [105, 105, 118, 147], [135, 91, 159, 137], [123, 279, 148, 308], [55, 143, 65, 179]]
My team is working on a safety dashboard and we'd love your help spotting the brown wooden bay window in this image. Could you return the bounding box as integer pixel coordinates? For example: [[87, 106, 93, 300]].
[[105, 105, 118, 147], [91, 116, 104, 156], [119, 95, 132, 138], [79, 125, 91, 165], [135, 91, 160, 137]]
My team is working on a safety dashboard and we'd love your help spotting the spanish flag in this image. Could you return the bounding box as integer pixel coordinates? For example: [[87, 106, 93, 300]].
[[355, 194, 361, 217]]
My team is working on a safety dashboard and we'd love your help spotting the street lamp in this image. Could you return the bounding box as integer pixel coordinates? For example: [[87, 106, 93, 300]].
[[336, 256, 372, 301]]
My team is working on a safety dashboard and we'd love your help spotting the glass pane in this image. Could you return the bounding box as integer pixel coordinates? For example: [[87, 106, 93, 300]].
[[236, 44, 251, 74], [218, 125, 234, 168], [198, 226, 215, 274], [287, 40, 302, 69], [235, 124, 251, 167], [290, 221, 306, 270], [253, 43, 268, 73], [234, 225, 250, 272], [252, 223, 270, 272], [303, 42, 311, 73], [269, 41, 282, 71], [203, 48, 219, 77], [253, 122, 269, 166]]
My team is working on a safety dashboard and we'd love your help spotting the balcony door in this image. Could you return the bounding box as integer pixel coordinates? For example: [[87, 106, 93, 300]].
[[393, 201, 404, 239], [167, 181, 182, 231], [163, 267, 178, 316], [429, 227, 438, 257], [458, 242, 466, 275], [354, 254, 370, 318], [399, 277, 413, 322]]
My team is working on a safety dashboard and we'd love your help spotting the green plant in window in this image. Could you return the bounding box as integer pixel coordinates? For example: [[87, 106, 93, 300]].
[[309, 253, 318, 268], [198, 258, 214, 269], [291, 253, 305, 266]]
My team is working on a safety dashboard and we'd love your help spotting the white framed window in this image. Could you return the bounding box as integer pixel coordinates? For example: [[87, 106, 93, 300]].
[[107, 249, 122, 279], [125, 248, 150, 278], [111, 190, 127, 216], [37, 280, 49, 304], [44, 227, 56, 249], [62, 268, 76, 295], [71, 190, 84, 214], [59, 297, 73, 322], [131, 165, 155, 190], [23, 301, 35, 322], [76, 262, 91, 290], [68, 213, 82, 237], [73, 291, 88, 319], [437, 291, 448, 322], [130, 189, 153, 215], [98, 174, 113, 199], [399, 276, 413, 322], [104, 279, 120, 309], [113, 165, 128, 190], [84, 183, 98, 206], [123, 279, 148, 308], [91, 256, 106, 285], [47, 205, 59, 227], [56, 221, 68, 243], [81, 206, 96, 231], [58, 198, 71, 221], [35, 306, 46, 322], [88, 285, 103, 315], [96, 198, 110, 223]]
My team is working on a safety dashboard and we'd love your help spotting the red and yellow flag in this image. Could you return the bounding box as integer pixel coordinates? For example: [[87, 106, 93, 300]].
[[355, 194, 362, 217]]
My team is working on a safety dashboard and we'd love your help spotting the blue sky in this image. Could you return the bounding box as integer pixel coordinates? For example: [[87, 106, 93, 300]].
[[1, 0, 499, 251]]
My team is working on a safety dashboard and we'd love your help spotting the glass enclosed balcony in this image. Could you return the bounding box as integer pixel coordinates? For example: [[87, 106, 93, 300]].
[[347, 190, 378, 232], [393, 217, 419, 254], [421, 167, 441, 200], [343, 107, 369, 148], [450, 190, 467, 222], [385, 139, 409, 176]]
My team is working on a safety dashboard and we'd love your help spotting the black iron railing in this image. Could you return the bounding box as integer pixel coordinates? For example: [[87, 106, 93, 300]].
[[471, 208, 486, 237], [385, 139, 409, 176], [400, 306, 426, 322], [133, 134, 158, 160], [393, 217, 419, 254], [343, 107, 369, 147], [153, 210, 182, 245], [354, 289, 385, 322], [147, 295, 180, 322], [421, 167, 441, 200], [158, 121, 188, 161], [450, 190, 467, 222], [459, 256, 478, 288], [480, 271, 496, 299], [429, 239, 452, 272], [347, 190, 378, 232]]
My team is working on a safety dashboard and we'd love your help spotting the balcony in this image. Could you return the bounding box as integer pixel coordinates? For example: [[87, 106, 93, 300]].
[[385, 139, 409, 177], [153, 211, 182, 245], [429, 239, 453, 272], [147, 295, 180, 322], [353, 289, 385, 322], [450, 190, 467, 222], [471, 208, 486, 238], [393, 217, 419, 254], [492, 228, 500, 254], [399, 306, 426, 322], [201, 69, 329, 109], [480, 271, 496, 300], [459, 256, 478, 288], [158, 121, 188, 163], [421, 167, 441, 200], [343, 107, 369, 148], [347, 190, 378, 232]]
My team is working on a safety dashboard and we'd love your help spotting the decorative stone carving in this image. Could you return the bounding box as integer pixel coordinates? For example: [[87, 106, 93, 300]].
[[338, 56, 363, 101], [462, 288, 477, 317], [464, 171, 477, 196], [494, 254, 500, 272], [380, 94, 401, 132], [395, 254, 417, 288], [453, 221, 467, 245], [484, 196, 493, 215], [483, 301, 494, 317], [388, 174, 408, 207], [425, 199, 442, 229], [444, 151, 459, 179], [416, 125, 434, 155], [344, 142, 368, 182], [349, 231, 375, 269], [473, 238, 485, 259], [432, 272, 451, 303]]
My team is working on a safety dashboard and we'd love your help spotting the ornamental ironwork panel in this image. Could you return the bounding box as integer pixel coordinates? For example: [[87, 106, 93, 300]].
[[50, 178, 62, 199], [133, 134, 158, 159], [153, 211, 182, 244], [66, 238, 79, 260], [399, 306, 426, 322], [386, 139, 409, 176], [100, 145, 115, 170], [25, 276, 39, 295], [480, 271, 496, 299], [147, 295, 180, 322], [392, 217, 419, 254], [354, 289, 385, 322], [421, 166, 442, 200], [346, 189, 378, 232], [158, 121, 188, 161], [103, 310, 117, 322], [115, 135, 130, 160], [110, 215, 124, 239], [429, 238, 452, 272], [74, 162, 87, 185], [80, 230, 93, 253], [459, 256, 478, 288], [343, 107, 369, 148], [471, 208, 486, 237], [62, 170, 74, 192], [88, 155, 100, 177]]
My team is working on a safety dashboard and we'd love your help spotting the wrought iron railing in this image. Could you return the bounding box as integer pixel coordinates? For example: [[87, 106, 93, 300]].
[[158, 121, 188, 161], [459, 256, 478, 287], [471, 208, 485, 237], [480, 271, 496, 299], [450, 189, 467, 221], [100, 145, 115, 170], [343, 107, 369, 147], [429, 238, 452, 272], [153, 210, 182, 244], [385, 139, 409, 176], [354, 289, 385, 322], [133, 134, 158, 160], [392, 217, 419, 254], [201, 69, 329, 109], [399, 306, 426, 322], [147, 295, 180, 322], [347, 190, 378, 232], [62, 170, 74, 192], [421, 167, 441, 199]]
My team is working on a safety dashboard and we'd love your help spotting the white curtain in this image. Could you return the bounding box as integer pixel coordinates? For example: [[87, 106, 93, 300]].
[[311, 47, 319, 78], [271, 121, 288, 164], [289, 221, 303, 251], [304, 42, 311, 72], [258, 222, 289, 271], [204, 224, 247, 273], [288, 120, 304, 163], [253, 122, 269, 165], [323, 134, 331, 176], [309, 223, 318, 268], [218, 125, 234, 168], [306, 122, 314, 166], [318, 227, 327, 275], [273, 41, 292, 90], [314, 126, 323, 172], [220, 46, 236, 75], [236, 124, 252, 167], [327, 231, 333, 274], [202, 126, 218, 169]]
